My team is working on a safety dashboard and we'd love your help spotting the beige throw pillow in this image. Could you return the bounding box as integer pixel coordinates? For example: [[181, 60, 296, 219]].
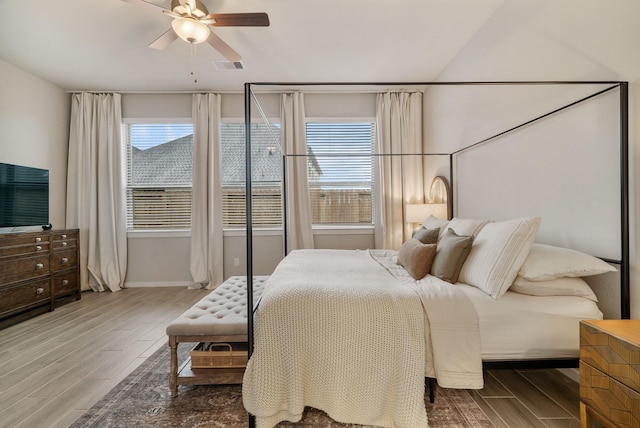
[[430, 229, 474, 284], [412, 227, 440, 245], [397, 238, 437, 280]]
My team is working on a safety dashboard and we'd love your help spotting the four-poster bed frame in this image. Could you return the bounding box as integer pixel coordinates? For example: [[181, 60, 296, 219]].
[[242, 80, 630, 427]]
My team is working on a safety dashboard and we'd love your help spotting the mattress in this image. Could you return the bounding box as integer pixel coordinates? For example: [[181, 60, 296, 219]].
[[461, 285, 603, 360], [371, 249, 603, 361]]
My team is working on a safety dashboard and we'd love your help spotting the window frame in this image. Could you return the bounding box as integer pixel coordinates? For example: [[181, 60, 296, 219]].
[[122, 117, 193, 238], [304, 117, 376, 232]]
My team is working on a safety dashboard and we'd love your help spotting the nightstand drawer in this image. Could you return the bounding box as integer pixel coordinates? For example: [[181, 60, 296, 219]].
[[580, 321, 640, 392], [581, 361, 640, 427]]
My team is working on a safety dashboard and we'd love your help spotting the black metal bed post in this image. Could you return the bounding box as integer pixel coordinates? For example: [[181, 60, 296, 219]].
[[620, 82, 630, 319], [282, 154, 288, 255], [448, 154, 454, 219], [244, 83, 256, 428]]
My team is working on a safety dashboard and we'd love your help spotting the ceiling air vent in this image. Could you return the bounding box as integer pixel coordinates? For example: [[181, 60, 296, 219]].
[[213, 60, 245, 70]]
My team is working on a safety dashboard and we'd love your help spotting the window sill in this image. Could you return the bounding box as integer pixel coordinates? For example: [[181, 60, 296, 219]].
[[127, 230, 190, 238]]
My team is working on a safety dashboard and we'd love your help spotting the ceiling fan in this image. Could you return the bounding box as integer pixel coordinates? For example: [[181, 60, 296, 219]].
[[122, 0, 269, 62]]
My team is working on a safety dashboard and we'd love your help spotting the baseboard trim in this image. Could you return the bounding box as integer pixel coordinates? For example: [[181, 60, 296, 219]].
[[125, 281, 194, 288]]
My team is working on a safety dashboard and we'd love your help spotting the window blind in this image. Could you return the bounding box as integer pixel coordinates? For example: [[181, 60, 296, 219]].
[[124, 122, 193, 230], [306, 122, 375, 225], [221, 122, 282, 228]]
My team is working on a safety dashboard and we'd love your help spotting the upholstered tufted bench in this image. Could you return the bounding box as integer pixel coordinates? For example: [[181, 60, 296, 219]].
[[166, 275, 268, 396]]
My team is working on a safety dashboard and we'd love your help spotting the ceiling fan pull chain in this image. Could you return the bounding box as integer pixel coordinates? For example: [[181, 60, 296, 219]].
[[190, 43, 198, 83]]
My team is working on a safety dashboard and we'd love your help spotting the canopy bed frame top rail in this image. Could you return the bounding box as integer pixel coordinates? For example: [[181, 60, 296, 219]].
[[243, 80, 629, 427]]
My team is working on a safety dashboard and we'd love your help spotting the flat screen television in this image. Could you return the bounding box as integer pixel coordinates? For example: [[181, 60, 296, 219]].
[[0, 162, 49, 229]]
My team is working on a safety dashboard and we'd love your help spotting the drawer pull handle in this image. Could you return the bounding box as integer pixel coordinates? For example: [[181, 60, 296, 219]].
[[35, 237, 41, 243], [62, 279, 69, 286], [62, 234, 67, 239], [36, 288, 44, 295], [36, 263, 44, 270], [62, 242, 68, 247], [61, 257, 69, 264], [36, 245, 42, 251]]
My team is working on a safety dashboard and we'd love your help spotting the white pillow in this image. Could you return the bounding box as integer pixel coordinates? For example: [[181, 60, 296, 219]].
[[510, 276, 598, 301], [442, 217, 489, 238], [459, 216, 541, 299], [518, 243, 617, 281]]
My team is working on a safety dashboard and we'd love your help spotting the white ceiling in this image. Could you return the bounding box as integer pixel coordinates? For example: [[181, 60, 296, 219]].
[[0, 0, 505, 91], [0, 0, 639, 92]]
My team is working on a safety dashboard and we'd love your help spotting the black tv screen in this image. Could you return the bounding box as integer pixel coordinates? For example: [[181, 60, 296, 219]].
[[0, 162, 49, 228]]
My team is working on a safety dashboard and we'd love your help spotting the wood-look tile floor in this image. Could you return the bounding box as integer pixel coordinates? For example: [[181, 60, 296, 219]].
[[0, 287, 584, 428]]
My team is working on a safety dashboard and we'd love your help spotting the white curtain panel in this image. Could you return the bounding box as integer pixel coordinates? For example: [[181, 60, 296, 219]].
[[190, 93, 224, 289], [281, 93, 314, 251], [66, 92, 127, 292], [375, 92, 425, 250]]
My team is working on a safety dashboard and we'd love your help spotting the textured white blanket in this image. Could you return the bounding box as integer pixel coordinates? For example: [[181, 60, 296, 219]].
[[243, 249, 429, 428], [371, 250, 483, 389]]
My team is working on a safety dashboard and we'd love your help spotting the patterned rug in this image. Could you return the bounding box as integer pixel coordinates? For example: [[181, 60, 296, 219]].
[[72, 343, 493, 428]]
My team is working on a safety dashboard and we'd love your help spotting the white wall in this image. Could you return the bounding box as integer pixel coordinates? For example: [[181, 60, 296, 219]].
[[0, 59, 70, 230], [426, 0, 639, 319]]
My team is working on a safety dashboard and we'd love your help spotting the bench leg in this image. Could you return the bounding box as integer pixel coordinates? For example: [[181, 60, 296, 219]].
[[169, 336, 178, 397]]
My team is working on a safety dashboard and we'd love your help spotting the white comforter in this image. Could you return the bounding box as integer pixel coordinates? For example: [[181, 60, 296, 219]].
[[243, 249, 482, 428]]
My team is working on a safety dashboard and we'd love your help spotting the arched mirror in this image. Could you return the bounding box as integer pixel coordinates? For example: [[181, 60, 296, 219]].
[[428, 176, 451, 220]]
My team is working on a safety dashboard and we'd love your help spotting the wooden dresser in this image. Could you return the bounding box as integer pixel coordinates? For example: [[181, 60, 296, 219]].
[[579, 319, 640, 428], [0, 229, 80, 329]]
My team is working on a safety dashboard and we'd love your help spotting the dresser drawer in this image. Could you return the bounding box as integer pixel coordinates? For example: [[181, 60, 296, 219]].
[[53, 238, 77, 250], [0, 242, 50, 258], [0, 277, 51, 317], [581, 361, 640, 427], [52, 249, 78, 271], [580, 321, 640, 392], [51, 230, 78, 242], [0, 254, 50, 284], [0, 233, 49, 248], [53, 270, 78, 296]]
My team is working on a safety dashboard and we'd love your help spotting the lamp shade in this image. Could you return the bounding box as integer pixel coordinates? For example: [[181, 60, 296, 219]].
[[171, 17, 210, 44], [405, 203, 448, 223]]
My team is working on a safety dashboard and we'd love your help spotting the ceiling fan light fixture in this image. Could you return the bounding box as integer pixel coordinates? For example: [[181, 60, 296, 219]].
[[171, 17, 210, 44]]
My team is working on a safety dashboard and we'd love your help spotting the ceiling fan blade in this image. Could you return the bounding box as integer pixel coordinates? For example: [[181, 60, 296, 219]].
[[162, 9, 181, 19], [121, 0, 168, 14], [204, 13, 270, 27], [149, 29, 179, 50], [206, 32, 241, 62]]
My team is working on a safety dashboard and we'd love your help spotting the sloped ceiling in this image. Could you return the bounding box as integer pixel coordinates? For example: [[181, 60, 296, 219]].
[[435, 0, 640, 83]]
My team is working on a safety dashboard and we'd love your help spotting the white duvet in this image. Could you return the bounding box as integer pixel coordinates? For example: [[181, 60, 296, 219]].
[[242, 249, 483, 428]]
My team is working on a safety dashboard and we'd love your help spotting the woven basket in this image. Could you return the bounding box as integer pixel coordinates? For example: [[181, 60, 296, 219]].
[[190, 342, 248, 369]]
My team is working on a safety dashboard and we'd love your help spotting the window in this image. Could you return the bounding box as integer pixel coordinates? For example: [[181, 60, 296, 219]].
[[306, 122, 375, 225], [220, 120, 376, 229], [221, 122, 282, 228], [123, 122, 193, 230]]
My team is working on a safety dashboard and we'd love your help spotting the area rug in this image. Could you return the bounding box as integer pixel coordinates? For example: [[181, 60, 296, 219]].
[[72, 343, 493, 428]]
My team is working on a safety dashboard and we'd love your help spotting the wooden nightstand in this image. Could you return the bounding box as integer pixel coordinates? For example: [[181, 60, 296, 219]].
[[579, 320, 640, 428]]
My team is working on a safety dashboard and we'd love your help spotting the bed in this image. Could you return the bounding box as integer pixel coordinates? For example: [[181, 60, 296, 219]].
[[241, 81, 629, 428], [242, 216, 613, 427]]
